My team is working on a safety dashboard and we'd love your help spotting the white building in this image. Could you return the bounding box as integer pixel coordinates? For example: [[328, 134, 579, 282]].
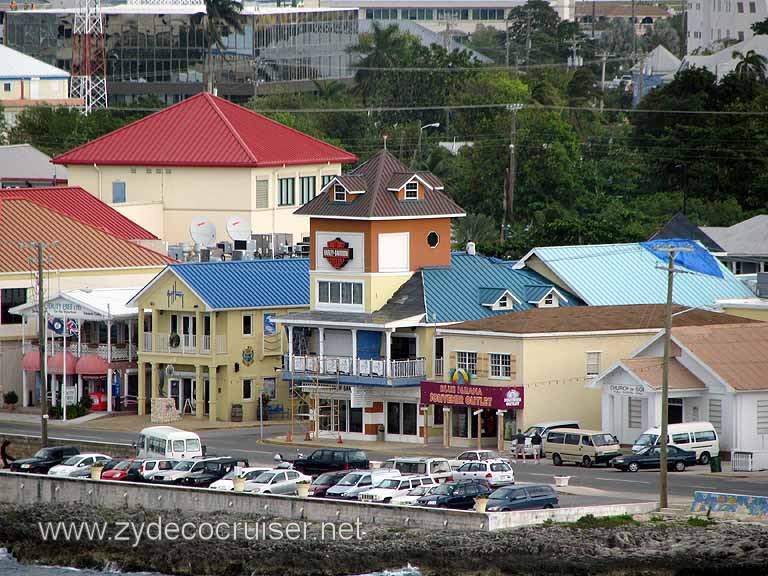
[[684, 34, 768, 79], [590, 321, 768, 454], [687, 0, 767, 54]]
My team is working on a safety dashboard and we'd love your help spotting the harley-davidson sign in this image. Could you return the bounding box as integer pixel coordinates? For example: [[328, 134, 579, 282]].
[[420, 381, 524, 411], [322, 237, 354, 269]]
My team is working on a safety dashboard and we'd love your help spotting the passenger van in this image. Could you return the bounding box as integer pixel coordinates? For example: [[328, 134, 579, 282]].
[[135, 426, 203, 460], [514, 420, 580, 457], [544, 428, 621, 467], [632, 422, 719, 464], [381, 457, 453, 482]]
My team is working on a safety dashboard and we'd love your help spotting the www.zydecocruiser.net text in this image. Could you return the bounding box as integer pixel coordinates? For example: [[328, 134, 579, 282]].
[[38, 517, 365, 548]]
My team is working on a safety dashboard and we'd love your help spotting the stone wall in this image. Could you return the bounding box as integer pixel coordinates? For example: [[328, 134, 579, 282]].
[[0, 472, 658, 532], [0, 433, 135, 462]]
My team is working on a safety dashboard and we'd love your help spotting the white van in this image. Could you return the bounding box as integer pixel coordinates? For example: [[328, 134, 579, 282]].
[[135, 426, 203, 460], [512, 420, 580, 457], [381, 457, 453, 483], [632, 422, 719, 464]]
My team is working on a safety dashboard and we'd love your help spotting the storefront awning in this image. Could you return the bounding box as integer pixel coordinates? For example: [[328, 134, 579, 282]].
[[76, 354, 110, 375], [21, 351, 41, 372], [48, 352, 79, 375]]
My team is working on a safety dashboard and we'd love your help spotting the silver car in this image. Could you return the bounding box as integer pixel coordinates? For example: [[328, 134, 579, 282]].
[[244, 469, 312, 495]]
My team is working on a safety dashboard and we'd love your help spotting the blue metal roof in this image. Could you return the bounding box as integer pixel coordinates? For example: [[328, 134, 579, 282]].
[[169, 259, 309, 310], [525, 285, 553, 303], [422, 252, 582, 323], [478, 287, 508, 306], [518, 243, 754, 308]]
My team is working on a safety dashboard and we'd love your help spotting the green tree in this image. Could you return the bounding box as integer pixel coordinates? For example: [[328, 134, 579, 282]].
[[200, 0, 244, 93], [349, 23, 410, 106], [454, 213, 499, 247], [645, 20, 680, 55], [732, 49, 768, 82], [600, 19, 637, 56], [751, 17, 768, 35]]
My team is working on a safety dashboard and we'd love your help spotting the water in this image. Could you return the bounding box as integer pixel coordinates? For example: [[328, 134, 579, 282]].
[[0, 550, 420, 576]]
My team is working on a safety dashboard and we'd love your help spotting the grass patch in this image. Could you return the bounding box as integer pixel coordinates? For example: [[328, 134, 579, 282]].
[[573, 514, 637, 529], [648, 515, 666, 523], [687, 516, 716, 527]]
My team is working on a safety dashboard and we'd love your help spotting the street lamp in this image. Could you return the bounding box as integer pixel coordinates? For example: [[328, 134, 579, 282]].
[[411, 122, 440, 167]]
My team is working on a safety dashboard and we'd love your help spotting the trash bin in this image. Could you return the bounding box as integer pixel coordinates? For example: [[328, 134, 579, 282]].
[[709, 455, 722, 473], [376, 424, 385, 441]]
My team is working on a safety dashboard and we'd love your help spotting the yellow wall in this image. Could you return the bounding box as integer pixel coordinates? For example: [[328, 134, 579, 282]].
[[66, 163, 343, 245], [136, 271, 307, 421], [0, 78, 68, 101], [440, 331, 658, 431], [720, 306, 768, 322], [309, 272, 414, 314]]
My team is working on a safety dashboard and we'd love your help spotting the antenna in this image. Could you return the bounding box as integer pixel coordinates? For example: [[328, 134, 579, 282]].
[[190, 216, 216, 247], [226, 215, 251, 246]]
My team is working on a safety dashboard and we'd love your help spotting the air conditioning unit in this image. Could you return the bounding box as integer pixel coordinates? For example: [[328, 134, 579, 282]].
[[232, 250, 245, 261], [200, 248, 210, 262]]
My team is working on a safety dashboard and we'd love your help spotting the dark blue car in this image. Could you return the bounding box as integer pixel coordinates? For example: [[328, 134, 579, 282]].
[[611, 445, 697, 472], [486, 484, 559, 512]]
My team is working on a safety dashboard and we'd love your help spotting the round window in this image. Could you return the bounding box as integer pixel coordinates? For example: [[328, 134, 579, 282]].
[[427, 231, 440, 248]]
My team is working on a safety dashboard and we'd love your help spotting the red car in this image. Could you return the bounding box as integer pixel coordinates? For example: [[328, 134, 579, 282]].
[[101, 459, 144, 482]]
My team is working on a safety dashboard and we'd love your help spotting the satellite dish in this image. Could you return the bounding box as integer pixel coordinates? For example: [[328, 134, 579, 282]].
[[226, 215, 251, 242], [190, 216, 216, 246]]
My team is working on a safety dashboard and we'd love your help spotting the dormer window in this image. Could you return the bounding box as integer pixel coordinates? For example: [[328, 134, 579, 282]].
[[480, 288, 520, 311], [333, 185, 347, 202], [405, 181, 419, 200], [497, 295, 511, 309]]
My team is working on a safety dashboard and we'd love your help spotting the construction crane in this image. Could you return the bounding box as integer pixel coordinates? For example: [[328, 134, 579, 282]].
[[70, 0, 107, 114]]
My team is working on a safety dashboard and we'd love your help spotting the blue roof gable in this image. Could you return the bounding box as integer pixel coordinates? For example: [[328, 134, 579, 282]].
[[168, 259, 309, 310], [422, 252, 582, 323], [515, 243, 754, 308]]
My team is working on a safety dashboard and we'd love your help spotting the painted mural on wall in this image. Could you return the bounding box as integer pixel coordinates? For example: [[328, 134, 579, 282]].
[[691, 491, 768, 520]]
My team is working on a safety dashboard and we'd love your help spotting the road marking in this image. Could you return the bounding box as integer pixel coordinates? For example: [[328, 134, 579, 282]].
[[594, 477, 651, 484], [527, 473, 554, 477], [224, 448, 275, 455]]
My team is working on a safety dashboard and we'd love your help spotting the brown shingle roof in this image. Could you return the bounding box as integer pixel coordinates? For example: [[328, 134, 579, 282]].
[[446, 304, 759, 334], [575, 1, 670, 18], [295, 150, 464, 219], [672, 323, 768, 391], [0, 198, 172, 273], [621, 357, 705, 391]]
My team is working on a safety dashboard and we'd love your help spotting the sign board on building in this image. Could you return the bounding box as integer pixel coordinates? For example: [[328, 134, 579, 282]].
[[420, 381, 525, 411], [263, 313, 277, 336], [350, 386, 372, 409], [322, 237, 353, 269], [608, 383, 646, 397]]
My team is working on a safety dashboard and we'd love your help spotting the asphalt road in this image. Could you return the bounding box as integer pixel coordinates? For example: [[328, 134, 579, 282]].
[[3, 421, 767, 501]]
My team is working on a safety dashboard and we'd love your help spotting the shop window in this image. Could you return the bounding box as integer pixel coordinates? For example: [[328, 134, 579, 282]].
[[452, 406, 468, 437], [457, 351, 477, 375], [0, 288, 26, 324], [490, 353, 511, 378]]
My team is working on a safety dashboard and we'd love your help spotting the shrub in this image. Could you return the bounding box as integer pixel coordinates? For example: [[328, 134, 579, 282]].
[[574, 514, 637, 529], [687, 517, 716, 527], [3, 391, 18, 406]]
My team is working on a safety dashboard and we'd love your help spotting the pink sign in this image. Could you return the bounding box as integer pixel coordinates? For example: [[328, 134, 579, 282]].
[[420, 381, 524, 411]]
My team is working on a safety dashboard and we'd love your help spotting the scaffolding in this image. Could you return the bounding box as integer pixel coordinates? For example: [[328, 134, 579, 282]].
[[290, 357, 350, 441], [70, 0, 108, 114]]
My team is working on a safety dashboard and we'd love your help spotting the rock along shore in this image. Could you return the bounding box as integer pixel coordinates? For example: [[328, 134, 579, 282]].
[[1, 504, 767, 576]]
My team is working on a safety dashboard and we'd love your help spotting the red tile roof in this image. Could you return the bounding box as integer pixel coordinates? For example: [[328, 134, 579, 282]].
[[0, 186, 158, 240], [0, 198, 172, 273], [52, 93, 358, 168]]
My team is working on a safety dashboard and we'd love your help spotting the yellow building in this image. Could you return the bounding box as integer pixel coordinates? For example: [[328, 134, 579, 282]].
[[53, 92, 357, 247], [128, 259, 309, 421], [716, 298, 768, 322], [436, 304, 753, 448]]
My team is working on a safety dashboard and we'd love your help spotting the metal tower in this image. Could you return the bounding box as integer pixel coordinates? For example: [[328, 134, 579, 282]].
[[70, 0, 108, 114]]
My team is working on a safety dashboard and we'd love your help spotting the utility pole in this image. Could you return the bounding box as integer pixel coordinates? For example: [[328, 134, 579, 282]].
[[505, 104, 523, 231], [525, 8, 532, 65], [656, 243, 693, 510], [591, 0, 596, 39], [600, 50, 608, 112], [505, 24, 510, 69], [631, 0, 637, 61]]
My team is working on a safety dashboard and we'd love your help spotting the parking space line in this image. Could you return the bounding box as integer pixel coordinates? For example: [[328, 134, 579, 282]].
[[594, 477, 651, 484]]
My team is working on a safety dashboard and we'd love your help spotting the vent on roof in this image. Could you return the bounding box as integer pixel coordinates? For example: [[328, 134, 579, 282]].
[[467, 242, 476, 256]]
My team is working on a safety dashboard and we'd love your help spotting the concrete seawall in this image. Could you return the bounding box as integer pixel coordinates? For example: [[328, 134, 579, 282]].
[[0, 472, 658, 531]]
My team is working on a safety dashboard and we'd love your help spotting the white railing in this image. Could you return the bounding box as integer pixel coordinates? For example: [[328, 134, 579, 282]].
[[23, 342, 137, 362], [288, 355, 426, 379], [143, 333, 153, 352], [434, 357, 444, 377], [144, 333, 226, 355], [182, 334, 197, 353], [216, 335, 227, 354], [202, 335, 211, 352]]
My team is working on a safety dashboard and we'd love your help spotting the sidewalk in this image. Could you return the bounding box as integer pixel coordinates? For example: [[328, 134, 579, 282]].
[[265, 433, 462, 457], [81, 413, 289, 433]]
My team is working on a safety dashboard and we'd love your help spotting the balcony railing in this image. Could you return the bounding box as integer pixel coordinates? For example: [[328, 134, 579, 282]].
[[434, 357, 444, 377], [287, 355, 426, 380], [23, 342, 138, 362], [146, 333, 226, 355]]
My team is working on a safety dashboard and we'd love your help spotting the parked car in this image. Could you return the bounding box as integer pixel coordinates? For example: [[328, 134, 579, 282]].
[[611, 445, 697, 472], [359, 475, 435, 504], [47, 453, 111, 478], [290, 448, 369, 477], [307, 471, 350, 498], [486, 484, 559, 512], [452, 459, 514, 487], [632, 422, 718, 464], [391, 484, 438, 506], [245, 469, 312, 494], [180, 457, 249, 488], [325, 469, 401, 500], [139, 458, 179, 479], [381, 457, 452, 483], [415, 479, 491, 509], [511, 421, 580, 457], [544, 428, 621, 467], [9, 446, 80, 474], [210, 467, 271, 491], [101, 459, 145, 482], [150, 457, 218, 484], [448, 450, 506, 470]]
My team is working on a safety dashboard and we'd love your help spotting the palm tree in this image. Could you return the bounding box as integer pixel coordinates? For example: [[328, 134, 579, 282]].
[[732, 49, 768, 82], [348, 23, 409, 105], [200, 0, 245, 93], [312, 79, 346, 101]]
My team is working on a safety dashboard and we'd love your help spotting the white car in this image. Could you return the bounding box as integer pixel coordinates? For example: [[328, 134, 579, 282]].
[[244, 469, 312, 495], [358, 475, 435, 504], [452, 458, 514, 487], [210, 467, 271, 491], [391, 484, 437, 506], [47, 453, 111, 477], [139, 458, 179, 480], [448, 450, 507, 470]]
